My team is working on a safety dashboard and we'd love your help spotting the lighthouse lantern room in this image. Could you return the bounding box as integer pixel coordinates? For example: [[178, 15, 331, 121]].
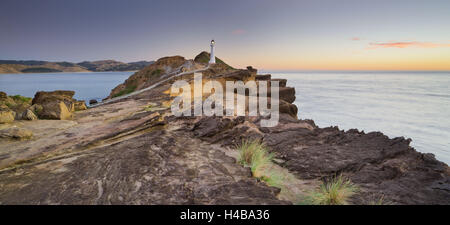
[[209, 40, 216, 64]]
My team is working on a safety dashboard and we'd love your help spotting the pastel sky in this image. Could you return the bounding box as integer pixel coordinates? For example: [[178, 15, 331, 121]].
[[1, 0, 450, 71]]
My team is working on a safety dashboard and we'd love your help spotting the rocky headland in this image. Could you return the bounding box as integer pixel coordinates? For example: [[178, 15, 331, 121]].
[[0, 52, 448, 205]]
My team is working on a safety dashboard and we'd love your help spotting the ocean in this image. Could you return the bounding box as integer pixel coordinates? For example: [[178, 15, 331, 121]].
[[0, 72, 133, 103], [268, 71, 450, 164], [0, 71, 449, 164]]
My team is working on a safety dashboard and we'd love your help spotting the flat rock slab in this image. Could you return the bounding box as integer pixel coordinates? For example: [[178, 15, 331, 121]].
[[0, 128, 287, 205]]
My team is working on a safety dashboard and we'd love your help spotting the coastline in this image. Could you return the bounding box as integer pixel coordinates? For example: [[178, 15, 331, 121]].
[[0, 55, 449, 205], [0, 70, 139, 75]]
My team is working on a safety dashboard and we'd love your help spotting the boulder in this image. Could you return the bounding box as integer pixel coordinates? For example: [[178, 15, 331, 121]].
[[0, 109, 15, 123], [0, 91, 7, 100], [74, 100, 87, 111], [279, 100, 298, 118], [31, 90, 84, 119], [21, 109, 38, 120], [89, 99, 98, 105], [32, 90, 76, 112], [28, 104, 43, 115], [38, 101, 72, 120], [0, 127, 33, 140]]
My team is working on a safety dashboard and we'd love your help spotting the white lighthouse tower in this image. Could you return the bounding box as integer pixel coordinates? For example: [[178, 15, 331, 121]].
[[209, 39, 216, 64]]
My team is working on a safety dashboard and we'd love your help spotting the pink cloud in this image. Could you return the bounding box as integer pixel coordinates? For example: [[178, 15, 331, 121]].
[[351, 37, 361, 41], [368, 41, 450, 49], [232, 29, 246, 35]]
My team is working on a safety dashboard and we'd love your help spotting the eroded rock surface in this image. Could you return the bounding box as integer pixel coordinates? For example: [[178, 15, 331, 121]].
[[0, 55, 448, 205]]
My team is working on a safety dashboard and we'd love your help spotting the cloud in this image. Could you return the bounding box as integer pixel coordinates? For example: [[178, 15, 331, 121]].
[[232, 29, 246, 35], [351, 37, 361, 41], [368, 41, 450, 49]]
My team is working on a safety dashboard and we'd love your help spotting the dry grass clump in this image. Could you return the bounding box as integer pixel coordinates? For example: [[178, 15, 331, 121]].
[[306, 174, 358, 205], [237, 140, 281, 187]]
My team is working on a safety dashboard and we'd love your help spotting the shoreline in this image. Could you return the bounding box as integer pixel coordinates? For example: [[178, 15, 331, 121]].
[[0, 70, 139, 75], [0, 57, 449, 204], [1, 70, 449, 164]]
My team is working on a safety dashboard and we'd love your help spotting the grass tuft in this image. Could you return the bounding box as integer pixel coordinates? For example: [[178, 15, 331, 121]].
[[237, 140, 280, 186], [306, 174, 358, 205]]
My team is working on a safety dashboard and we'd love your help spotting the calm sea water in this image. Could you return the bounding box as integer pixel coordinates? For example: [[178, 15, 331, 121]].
[[267, 71, 450, 164], [0, 72, 133, 103], [0, 71, 449, 164]]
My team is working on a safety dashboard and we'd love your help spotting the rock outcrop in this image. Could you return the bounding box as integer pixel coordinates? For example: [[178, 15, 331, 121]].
[[106, 56, 190, 99], [0, 54, 448, 205], [0, 92, 33, 123], [31, 90, 86, 120]]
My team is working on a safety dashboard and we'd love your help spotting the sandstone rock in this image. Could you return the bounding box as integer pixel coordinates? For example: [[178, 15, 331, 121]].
[[31, 91, 84, 119], [28, 104, 43, 115], [38, 101, 72, 120], [256, 74, 271, 80], [0, 109, 15, 123], [21, 109, 38, 120], [0, 127, 32, 140], [0, 91, 7, 100], [279, 87, 296, 103], [32, 90, 75, 104], [0, 94, 16, 108], [279, 100, 298, 118], [222, 69, 253, 81], [106, 56, 188, 99], [74, 100, 87, 111], [32, 90, 76, 112]]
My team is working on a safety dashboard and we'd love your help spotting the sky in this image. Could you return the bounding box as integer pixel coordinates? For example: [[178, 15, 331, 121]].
[[1, 0, 450, 71]]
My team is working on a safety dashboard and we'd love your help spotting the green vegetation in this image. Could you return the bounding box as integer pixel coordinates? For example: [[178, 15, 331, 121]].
[[112, 85, 137, 98], [21, 67, 62, 73], [305, 175, 358, 205], [145, 69, 164, 79], [237, 140, 281, 187], [10, 95, 32, 103], [194, 51, 234, 69]]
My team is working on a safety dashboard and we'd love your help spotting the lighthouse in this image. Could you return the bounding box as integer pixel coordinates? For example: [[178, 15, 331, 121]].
[[209, 39, 216, 64]]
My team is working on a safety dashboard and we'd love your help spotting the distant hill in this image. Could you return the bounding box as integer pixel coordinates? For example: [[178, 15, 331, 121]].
[[76, 60, 154, 72], [0, 60, 155, 74]]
